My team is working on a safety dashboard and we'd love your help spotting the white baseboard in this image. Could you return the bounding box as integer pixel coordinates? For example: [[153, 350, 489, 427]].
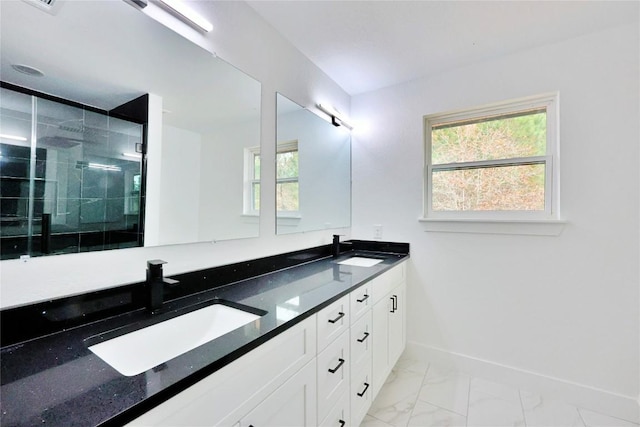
[[405, 341, 639, 424]]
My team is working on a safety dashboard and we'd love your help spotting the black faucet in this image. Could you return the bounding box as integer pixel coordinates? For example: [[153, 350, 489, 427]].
[[332, 234, 353, 258], [146, 259, 179, 313]]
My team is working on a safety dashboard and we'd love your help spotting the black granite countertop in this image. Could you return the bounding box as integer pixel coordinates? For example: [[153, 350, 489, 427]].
[[0, 241, 409, 426]]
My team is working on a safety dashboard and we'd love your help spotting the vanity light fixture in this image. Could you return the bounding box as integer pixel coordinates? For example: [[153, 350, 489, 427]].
[[157, 0, 213, 32], [0, 134, 28, 142], [316, 103, 353, 130]]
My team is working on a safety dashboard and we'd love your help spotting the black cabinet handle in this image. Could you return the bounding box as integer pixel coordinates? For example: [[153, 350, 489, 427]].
[[357, 332, 370, 343], [390, 295, 398, 313], [339, 421, 346, 427], [328, 358, 345, 373], [357, 382, 370, 397], [328, 312, 345, 324], [356, 294, 369, 303]]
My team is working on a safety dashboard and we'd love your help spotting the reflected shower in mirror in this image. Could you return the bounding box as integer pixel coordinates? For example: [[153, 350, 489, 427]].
[[0, 86, 144, 259], [0, 0, 261, 259], [275, 94, 351, 235]]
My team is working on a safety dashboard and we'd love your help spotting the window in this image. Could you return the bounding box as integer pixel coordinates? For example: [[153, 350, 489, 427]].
[[424, 94, 559, 221], [244, 140, 299, 216]]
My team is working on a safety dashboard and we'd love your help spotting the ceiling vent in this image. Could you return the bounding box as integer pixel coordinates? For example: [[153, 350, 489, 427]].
[[22, 0, 62, 15]]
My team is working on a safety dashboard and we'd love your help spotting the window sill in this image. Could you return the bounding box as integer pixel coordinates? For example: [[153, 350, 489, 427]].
[[418, 217, 566, 236]]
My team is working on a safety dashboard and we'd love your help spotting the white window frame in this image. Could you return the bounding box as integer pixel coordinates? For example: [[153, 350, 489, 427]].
[[423, 93, 560, 223]]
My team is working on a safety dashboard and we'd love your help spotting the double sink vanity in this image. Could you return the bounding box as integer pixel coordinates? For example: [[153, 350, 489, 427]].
[[0, 240, 409, 426]]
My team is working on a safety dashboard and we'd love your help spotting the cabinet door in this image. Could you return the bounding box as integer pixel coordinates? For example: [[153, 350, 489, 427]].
[[317, 329, 351, 423], [372, 295, 391, 399], [350, 366, 372, 427], [388, 283, 406, 368], [240, 359, 317, 427], [351, 310, 372, 369]]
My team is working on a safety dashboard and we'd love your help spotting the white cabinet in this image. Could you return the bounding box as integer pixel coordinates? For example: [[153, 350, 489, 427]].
[[371, 264, 407, 400], [128, 315, 317, 426], [388, 284, 406, 365], [240, 359, 317, 427]]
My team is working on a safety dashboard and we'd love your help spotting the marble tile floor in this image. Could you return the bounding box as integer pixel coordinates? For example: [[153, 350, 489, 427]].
[[361, 354, 638, 427]]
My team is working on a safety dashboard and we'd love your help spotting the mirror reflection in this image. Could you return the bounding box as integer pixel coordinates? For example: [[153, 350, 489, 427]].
[[276, 94, 351, 234], [0, 86, 144, 259], [0, 0, 261, 259]]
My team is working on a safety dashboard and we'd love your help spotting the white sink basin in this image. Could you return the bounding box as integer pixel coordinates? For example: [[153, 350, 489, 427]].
[[89, 304, 261, 376], [337, 256, 383, 267]]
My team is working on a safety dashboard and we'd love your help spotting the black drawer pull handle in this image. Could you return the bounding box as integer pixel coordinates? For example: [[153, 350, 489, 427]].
[[328, 358, 345, 373], [339, 421, 346, 427], [356, 294, 369, 303], [328, 312, 345, 324], [357, 332, 370, 343], [357, 382, 370, 397], [393, 294, 398, 311]]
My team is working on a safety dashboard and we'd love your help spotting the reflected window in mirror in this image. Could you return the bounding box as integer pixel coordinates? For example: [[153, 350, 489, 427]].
[[276, 93, 351, 234], [245, 141, 300, 217], [244, 146, 261, 216], [276, 141, 299, 216], [0, 84, 145, 260]]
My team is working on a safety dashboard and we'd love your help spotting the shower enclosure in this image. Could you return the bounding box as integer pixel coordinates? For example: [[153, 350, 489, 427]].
[[0, 84, 145, 260]]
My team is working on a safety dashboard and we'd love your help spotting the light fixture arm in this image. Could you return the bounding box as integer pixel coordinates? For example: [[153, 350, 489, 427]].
[[317, 103, 353, 130]]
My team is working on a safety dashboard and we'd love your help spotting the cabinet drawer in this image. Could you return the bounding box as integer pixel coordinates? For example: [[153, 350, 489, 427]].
[[370, 262, 406, 304], [350, 310, 372, 370], [317, 294, 350, 351], [317, 329, 350, 423], [350, 365, 373, 427], [319, 389, 350, 427], [350, 284, 372, 323]]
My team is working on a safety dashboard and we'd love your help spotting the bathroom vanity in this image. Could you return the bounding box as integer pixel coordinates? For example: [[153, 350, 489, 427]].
[[0, 241, 408, 426]]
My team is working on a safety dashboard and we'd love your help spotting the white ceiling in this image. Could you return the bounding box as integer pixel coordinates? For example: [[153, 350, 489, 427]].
[[247, 0, 639, 95]]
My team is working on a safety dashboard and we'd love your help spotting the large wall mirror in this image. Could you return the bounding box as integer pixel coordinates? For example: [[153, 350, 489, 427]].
[[276, 94, 351, 235], [0, 0, 261, 260]]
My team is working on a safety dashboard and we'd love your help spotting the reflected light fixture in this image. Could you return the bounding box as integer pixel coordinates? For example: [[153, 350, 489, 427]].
[[123, 152, 142, 158], [157, 0, 213, 32], [0, 134, 28, 142], [316, 103, 353, 130], [88, 163, 122, 172]]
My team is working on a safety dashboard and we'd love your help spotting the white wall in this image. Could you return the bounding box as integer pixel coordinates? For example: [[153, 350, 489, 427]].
[[351, 24, 639, 420], [0, 1, 350, 309]]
